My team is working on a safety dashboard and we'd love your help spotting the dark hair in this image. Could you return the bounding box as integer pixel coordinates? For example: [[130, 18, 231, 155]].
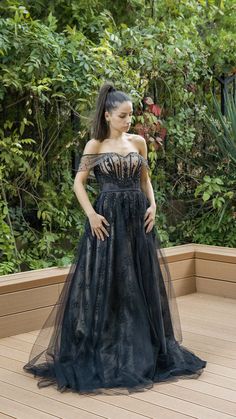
[[90, 81, 132, 141]]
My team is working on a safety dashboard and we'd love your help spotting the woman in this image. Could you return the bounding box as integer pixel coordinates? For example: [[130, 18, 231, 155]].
[[23, 82, 207, 395]]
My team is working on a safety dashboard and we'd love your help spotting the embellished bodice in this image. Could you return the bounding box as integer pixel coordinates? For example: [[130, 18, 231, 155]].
[[77, 152, 149, 191]]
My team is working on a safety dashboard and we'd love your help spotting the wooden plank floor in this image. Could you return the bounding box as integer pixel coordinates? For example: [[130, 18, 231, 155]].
[[0, 292, 236, 419]]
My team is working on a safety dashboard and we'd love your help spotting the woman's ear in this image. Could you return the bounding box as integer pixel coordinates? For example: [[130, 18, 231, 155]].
[[104, 111, 109, 120]]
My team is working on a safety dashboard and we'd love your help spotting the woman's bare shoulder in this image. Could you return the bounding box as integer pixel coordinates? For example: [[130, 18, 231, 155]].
[[129, 134, 147, 155], [82, 139, 101, 155]]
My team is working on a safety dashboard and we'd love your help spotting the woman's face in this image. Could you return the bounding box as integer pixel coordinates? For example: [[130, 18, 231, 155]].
[[105, 101, 133, 134]]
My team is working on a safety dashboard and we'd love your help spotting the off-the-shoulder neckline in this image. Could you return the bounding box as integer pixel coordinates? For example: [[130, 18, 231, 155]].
[[81, 151, 146, 159]]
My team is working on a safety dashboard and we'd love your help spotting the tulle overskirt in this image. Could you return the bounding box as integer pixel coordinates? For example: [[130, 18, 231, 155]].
[[23, 187, 206, 395]]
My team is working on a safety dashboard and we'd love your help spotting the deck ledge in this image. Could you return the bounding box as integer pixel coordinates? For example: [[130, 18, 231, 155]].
[[0, 243, 236, 338], [0, 243, 236, 293]]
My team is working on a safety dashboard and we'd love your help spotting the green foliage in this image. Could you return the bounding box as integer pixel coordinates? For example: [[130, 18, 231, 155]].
[[195, 175, 225, 204], [176, 209, 236, 247], [205, 91, 236, 165], [0, 0, 236, 274]]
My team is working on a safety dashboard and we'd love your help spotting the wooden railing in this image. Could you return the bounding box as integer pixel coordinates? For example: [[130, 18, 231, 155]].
[[0, 243, 235, 338]]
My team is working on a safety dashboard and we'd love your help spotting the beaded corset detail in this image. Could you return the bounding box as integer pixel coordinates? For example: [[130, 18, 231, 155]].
[[77, 152, 150, 190]]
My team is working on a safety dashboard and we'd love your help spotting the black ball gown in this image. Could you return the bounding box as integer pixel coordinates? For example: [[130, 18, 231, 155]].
[[23, 151, 207, 395]]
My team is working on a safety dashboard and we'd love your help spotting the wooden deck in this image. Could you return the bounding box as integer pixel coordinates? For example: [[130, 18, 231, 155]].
[[0, 292, 236, 418]]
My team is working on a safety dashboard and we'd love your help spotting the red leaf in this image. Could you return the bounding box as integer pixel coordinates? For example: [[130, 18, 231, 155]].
[[143, 96, 154, 105], [133, 123, 149, 137], [159, 127, 167, 139], [150, 104, 162, 116]]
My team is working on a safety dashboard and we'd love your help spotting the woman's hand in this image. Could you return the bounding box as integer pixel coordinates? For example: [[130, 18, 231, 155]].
[[88, 212, 110, 241], [144, 204, 156, 233]]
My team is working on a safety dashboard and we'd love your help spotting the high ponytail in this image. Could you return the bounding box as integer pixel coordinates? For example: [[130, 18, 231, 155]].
[[90, 81, 131, 141]]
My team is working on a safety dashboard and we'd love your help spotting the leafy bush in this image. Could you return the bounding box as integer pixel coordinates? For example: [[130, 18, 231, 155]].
[[0, 0, 236, 274]]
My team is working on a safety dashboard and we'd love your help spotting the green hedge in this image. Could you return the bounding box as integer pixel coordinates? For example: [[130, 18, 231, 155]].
[[0, 0, 236, 274]]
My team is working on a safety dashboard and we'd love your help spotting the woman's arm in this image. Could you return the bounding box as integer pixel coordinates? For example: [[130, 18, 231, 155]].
[[137, 136, 156, 209], [73, 139, 99, 217], [73, 139, 110, 240], [73, 172, 97, 218], [133, 135, 156, 233]]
